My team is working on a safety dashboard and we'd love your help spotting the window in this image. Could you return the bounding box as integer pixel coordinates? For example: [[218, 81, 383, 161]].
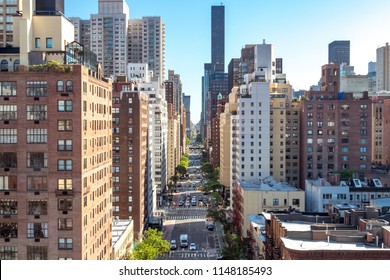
[[360, 147, 367, 153], [27, 246, 48, 260], [57, 139, 72, 151], [0, 82, 16, 96], [46, 38, 53, 48], [27, 223, 48, 238], [27, 129, 47, 143], [57, 179, 73, 190], [57, 120, 72, 131], [26, 105, 47, 120], [0, 152, 17, 168], [35, 37, 41, 48], [58, 198, 72, 210], [27, 152, 47, 168], [57, 81, 64, 92], [0, 223, 17, 238], [58, 100, 73, 112], [27, 176, 47, 191], [0, 129, 17, 143], [14, 59, 20, 72], [337, 194, 347, 200], [1, 59, 8, 72], [65, 81, 73, 92], [0, 105, 17, 120], [273, 198, 279, 206], [0, 174, 15, 191], [27, 81, 47, 97], [27, 200, 48, 215], [341, 147, 349, 153], [0, 199, 17, 214], [58, 218, 73, 230], [57, 160, 72, 171], [58, 238, 73, 250], [0, 246, 18, 260]]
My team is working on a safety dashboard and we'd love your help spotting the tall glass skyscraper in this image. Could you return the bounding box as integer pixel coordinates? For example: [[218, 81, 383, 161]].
[[211, 5, 225, 72], [328, 40, 350, 66]]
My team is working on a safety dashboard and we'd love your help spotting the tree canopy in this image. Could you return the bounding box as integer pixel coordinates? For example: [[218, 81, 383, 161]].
[[128, 228, 170, 260]]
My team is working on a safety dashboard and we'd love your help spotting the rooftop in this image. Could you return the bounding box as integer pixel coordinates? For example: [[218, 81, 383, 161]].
[[239, 177, 300, 192], [281, 237, 390, 251], [112, 220, 133, 246]]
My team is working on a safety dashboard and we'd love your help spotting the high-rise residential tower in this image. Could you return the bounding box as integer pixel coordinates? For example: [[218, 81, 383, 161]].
[[376, 42, 390, 93], [0, 0, 18, 48], [328, 40, 350, 65], [128, 16, 165, 84], [90, 0, 129, 78]]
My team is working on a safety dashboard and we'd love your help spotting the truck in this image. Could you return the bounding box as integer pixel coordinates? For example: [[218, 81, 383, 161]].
[[180, 234, 188, 247]]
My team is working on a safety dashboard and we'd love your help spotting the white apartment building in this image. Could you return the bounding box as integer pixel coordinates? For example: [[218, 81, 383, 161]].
[[305, 178, 350, 212], [376, 42, 390, 93], [90, 0, 129, 78], [233, 43, 276, 183], [130, 64, 168, 214]]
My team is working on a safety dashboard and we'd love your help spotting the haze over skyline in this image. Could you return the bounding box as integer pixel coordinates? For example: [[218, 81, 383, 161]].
[[65, 0, 390, 124]]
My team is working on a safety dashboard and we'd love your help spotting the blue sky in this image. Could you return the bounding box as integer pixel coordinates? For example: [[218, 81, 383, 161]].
[[65, 0, 390, 124]]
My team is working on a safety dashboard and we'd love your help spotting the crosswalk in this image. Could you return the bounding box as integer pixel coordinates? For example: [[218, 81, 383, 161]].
[[166, 251, 209, 259], [165, 215, 206, 220], [176, 206, 207, 210]]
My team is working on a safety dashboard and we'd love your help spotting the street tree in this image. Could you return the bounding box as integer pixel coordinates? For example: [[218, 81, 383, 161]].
[[175, 164, 187, 177], [128, 228, 170, 260], [221, 232, 245, 260]]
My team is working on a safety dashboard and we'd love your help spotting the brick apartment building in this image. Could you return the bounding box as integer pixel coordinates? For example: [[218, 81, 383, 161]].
[[300, 64, 373, 187], [0, 64, 113, 259], [111, 82, 149, 240]]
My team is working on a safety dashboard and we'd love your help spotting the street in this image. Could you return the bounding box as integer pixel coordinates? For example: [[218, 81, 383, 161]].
[[161, 147, 223, 260]]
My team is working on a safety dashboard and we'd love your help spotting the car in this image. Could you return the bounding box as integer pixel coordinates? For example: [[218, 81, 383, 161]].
[[185, 201, 190, 207], [189, 243, 197, 251], [207, 223, 214, 231], [170, 240, 177, 250]]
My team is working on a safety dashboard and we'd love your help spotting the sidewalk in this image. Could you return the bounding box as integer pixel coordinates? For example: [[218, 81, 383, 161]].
[[214, 221, 225, 257]]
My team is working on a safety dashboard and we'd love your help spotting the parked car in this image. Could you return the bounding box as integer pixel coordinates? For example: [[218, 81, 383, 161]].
[[189, 243, 197, 250], [170, 240, 177, 250], [207, 223, 214, 231]]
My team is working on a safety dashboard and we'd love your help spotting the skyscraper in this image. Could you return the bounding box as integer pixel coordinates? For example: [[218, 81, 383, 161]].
[[211, 5, 225, 72], [90, 0, 129, 78], [128, 17, 165, 83], [0, 0, 18, 48], [328, 40, 350, 65], [376, 42, 390, 92]]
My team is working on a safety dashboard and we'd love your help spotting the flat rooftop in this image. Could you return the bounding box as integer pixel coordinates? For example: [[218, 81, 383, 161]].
[[239, 178, 300, 192], [281, 237, 390, 251]]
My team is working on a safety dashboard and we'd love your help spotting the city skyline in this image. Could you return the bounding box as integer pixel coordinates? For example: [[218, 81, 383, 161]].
[[65, 0, 390, 124]]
